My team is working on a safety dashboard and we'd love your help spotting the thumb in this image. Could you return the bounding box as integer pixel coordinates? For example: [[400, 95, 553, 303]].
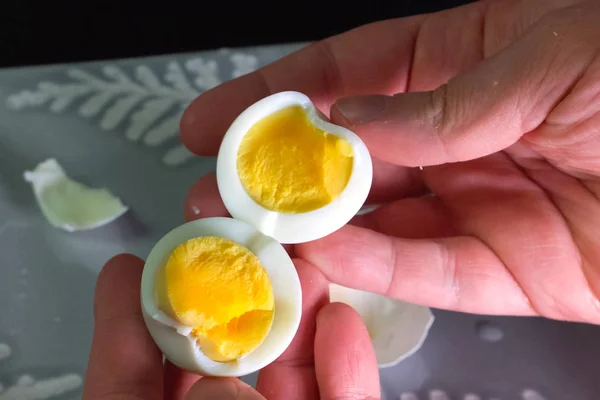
[[185, 377, 265, 400], [331, 5, 595, 167]]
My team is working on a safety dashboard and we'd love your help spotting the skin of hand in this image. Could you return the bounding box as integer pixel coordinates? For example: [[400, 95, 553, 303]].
[[181, 0, 600, 324], [83, 0, 600, 398]]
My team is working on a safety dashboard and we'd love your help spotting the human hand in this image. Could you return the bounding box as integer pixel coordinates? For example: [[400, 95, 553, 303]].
[[181, 0, 600, 324], [81, 254, 380, 399]]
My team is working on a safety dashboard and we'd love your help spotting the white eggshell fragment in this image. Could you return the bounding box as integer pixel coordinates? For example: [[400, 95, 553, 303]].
[[140, 217, 302, 377], [328, 283, 434, 368], [23, 158, 128, 232], [216, 91, 373, 244]]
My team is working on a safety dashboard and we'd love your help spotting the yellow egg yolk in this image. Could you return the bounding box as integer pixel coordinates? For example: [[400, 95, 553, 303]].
[[237, 105, 354, 213], [156, 236, 275, 362]]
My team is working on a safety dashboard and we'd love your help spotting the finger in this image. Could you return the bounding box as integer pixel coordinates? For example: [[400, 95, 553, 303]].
[[330, 2, 597, 167], [255, 259, 329, 400], [185, 377, 265, 400], [82, 254, 163, 400], [351, 195, 456, 239], [180, 15, 425, 156], [296, 224, 535, 316], [314, 303, 380, 400], [164, 360, 200, 400]]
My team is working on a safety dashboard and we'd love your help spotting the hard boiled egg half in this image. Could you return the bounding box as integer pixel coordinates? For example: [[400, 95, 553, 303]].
[[216, 91, 373, 244], [141, 91, 372, 377], [141, 217, 301, 376]]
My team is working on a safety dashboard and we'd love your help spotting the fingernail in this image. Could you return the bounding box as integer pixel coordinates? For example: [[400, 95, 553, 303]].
[[335, 95, 389, 124]]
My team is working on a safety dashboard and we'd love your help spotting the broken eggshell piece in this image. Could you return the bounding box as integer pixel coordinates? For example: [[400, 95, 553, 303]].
[[216, 91, 373, 244], [23, 158, 128, 232], [140, 217, 302, 377], [329, 283, 434, 368]]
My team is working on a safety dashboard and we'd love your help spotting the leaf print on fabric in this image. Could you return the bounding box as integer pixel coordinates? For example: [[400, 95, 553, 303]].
[[5, 53, 260, 167]]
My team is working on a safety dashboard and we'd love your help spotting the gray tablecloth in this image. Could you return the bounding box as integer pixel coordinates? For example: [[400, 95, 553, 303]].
[[1, 43, 599, 400]]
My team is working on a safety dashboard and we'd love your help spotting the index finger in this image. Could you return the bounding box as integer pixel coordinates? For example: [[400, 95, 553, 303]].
[[296, 224, 535, 317], [82, 254, 164, 400], [179, 16, 422, 156]]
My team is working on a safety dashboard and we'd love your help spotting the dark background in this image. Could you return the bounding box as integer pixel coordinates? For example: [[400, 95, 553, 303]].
[[1, 1, 475, 67]]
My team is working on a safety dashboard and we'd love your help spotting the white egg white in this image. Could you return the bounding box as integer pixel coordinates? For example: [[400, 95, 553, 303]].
[[216, 91, 373, 244], [140, 217, 302, 377]]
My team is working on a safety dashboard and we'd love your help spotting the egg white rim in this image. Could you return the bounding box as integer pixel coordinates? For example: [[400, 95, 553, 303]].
[[216, 91, 373, 244], [140, 217, 302, 376]]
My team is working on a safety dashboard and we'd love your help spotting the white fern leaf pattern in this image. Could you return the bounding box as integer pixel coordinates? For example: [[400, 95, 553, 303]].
[[99, 66, 135, 85], [144, 112, 183, 146], [4, 52, 263, 167], [185, 57, 221, 91], [100, 95, 139, 130], [165, 61, 197, 95], [78, 91, 114, 117], [230, 52, 259, 78], [41, 82, 91, 113], [126, 98, 174, 141], [162, 144, 196, 167], [135, 65, 162, 89]]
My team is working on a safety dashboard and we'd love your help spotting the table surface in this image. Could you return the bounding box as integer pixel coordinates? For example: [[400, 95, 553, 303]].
[[1, 42, 599, 400]]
